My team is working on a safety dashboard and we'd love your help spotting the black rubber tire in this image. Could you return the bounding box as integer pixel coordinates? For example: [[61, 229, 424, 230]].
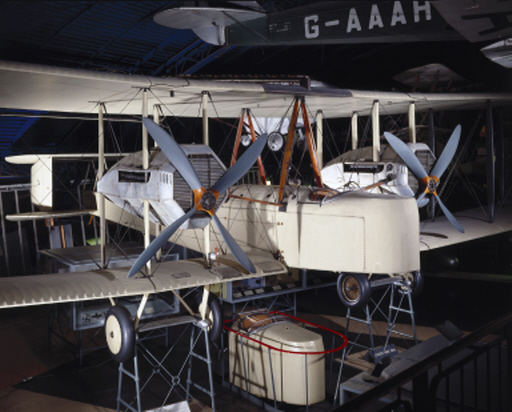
[[105, 305, 135, 363], [337, 273, 371, 309], [196, 290, 223, 343], [398, 271, 424, 298]]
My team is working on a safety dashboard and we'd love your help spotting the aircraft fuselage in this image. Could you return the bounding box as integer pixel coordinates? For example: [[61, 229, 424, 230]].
[[98, 147, 420, 277]]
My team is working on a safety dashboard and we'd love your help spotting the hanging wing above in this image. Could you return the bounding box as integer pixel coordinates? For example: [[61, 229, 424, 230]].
[[1, 60, 512, 118]]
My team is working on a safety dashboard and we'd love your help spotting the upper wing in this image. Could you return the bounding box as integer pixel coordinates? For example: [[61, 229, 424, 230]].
[[2, 60, 512, 118], [420, 205, 512, 251], [0, 250, 287, 309]]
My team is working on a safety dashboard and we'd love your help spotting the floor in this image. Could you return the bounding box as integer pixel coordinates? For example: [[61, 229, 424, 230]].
[[0, 276, 511, 412], [0, 305, 259, 412]]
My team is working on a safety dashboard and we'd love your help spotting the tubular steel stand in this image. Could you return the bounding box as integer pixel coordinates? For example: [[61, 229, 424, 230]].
[[385, 282, 418, 346], [117, 350, 142, 412], [334, 281, 418, 406], [116, 315, 218, 412], [333, 304, 378, 406], [186, 320, 216, 412]]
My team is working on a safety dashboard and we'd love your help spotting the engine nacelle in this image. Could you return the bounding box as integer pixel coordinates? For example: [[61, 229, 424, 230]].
[[97, 145, 227, 229]]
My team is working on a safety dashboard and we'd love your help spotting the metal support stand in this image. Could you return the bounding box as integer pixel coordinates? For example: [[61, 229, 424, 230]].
[[186, 320, 216, 412], [333, 304, 379, 405], [115, 315, 218, 412], [334, 281, 418, 406], [117, 350, 142, 412], [385, 283, 418, 345]]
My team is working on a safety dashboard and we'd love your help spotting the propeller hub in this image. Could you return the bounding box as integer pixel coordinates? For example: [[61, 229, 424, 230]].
[[427, 177, 437, 192], [422, 175, 439, 195], [200, 191, 217, 211], [193, 187, 220, 215]]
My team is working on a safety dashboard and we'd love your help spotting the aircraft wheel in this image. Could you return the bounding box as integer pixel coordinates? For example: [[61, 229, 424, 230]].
[[398, 271, 424, 298], [337, 273, 371, 309], [196, 290, 223, 343], [105, 305, 135, 363]]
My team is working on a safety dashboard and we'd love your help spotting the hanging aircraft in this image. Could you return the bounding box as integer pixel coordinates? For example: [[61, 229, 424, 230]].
[[1, 60, 512, 362], [154, 1, 512, 68]]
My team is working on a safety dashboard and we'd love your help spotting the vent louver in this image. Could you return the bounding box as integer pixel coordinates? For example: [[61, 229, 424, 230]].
[[173, 153, 227, 211]]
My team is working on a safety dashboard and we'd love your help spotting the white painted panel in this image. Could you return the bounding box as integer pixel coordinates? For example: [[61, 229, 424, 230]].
[[30, 156, 52, 208], [299, 213, 365, 272]]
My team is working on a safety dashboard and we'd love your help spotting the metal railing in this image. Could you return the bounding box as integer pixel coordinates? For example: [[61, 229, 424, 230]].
[[429, 334, 506, 411], [331, 312, 512, 412]]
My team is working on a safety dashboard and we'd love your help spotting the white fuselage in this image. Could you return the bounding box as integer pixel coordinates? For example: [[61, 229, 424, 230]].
[[98, 147, 420, 276]]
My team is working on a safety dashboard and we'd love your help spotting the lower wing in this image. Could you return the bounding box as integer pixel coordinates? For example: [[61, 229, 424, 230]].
[[420, 205, 512, 251], [0, 250, 286, 309]]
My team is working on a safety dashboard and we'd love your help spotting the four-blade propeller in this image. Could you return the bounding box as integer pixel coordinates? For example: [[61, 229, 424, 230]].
[[128, 118, 267, 277], [384, 125, 464, 233]]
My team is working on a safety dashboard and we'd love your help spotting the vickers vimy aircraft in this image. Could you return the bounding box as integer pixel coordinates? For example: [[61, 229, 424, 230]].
[[1, 60, 512, 362]]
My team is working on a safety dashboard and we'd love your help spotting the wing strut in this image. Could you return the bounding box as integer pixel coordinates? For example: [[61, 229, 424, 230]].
[[278, 97, 323, 203], [301, 99, 323, 188], [231, 108, 267, 185], [278, 98, 300, 203], [98, 103, 107, 269]]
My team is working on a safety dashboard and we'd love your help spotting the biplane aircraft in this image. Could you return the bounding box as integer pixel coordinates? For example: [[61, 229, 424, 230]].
[[1, 60, 512, 362]]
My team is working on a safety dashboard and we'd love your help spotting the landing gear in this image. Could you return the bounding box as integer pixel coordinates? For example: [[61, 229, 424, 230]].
[[105, 305, 135, 363], [337, 273, 371, 309], [398, 271, 424, 298], [337, 271, 424, 309], [196, 289, 223, 343]]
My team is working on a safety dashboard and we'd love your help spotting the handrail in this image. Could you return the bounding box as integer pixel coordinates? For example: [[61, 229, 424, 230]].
[[428, 334, 505, 401], [330, 311, 512, 411]]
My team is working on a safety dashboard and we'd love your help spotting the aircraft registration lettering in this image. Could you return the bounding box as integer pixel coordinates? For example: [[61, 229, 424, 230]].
[[304, 15, 319, 39], [304, 1, 432, 38], [369, 5, 384, 30]]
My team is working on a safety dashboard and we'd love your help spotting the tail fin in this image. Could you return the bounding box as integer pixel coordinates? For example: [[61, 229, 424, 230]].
[[6, 154, 54, 208], [6, 153, 126, 209]]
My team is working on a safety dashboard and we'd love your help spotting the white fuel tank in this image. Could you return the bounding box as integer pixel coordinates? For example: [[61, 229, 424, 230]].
[[229, 313, 325, 405]]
